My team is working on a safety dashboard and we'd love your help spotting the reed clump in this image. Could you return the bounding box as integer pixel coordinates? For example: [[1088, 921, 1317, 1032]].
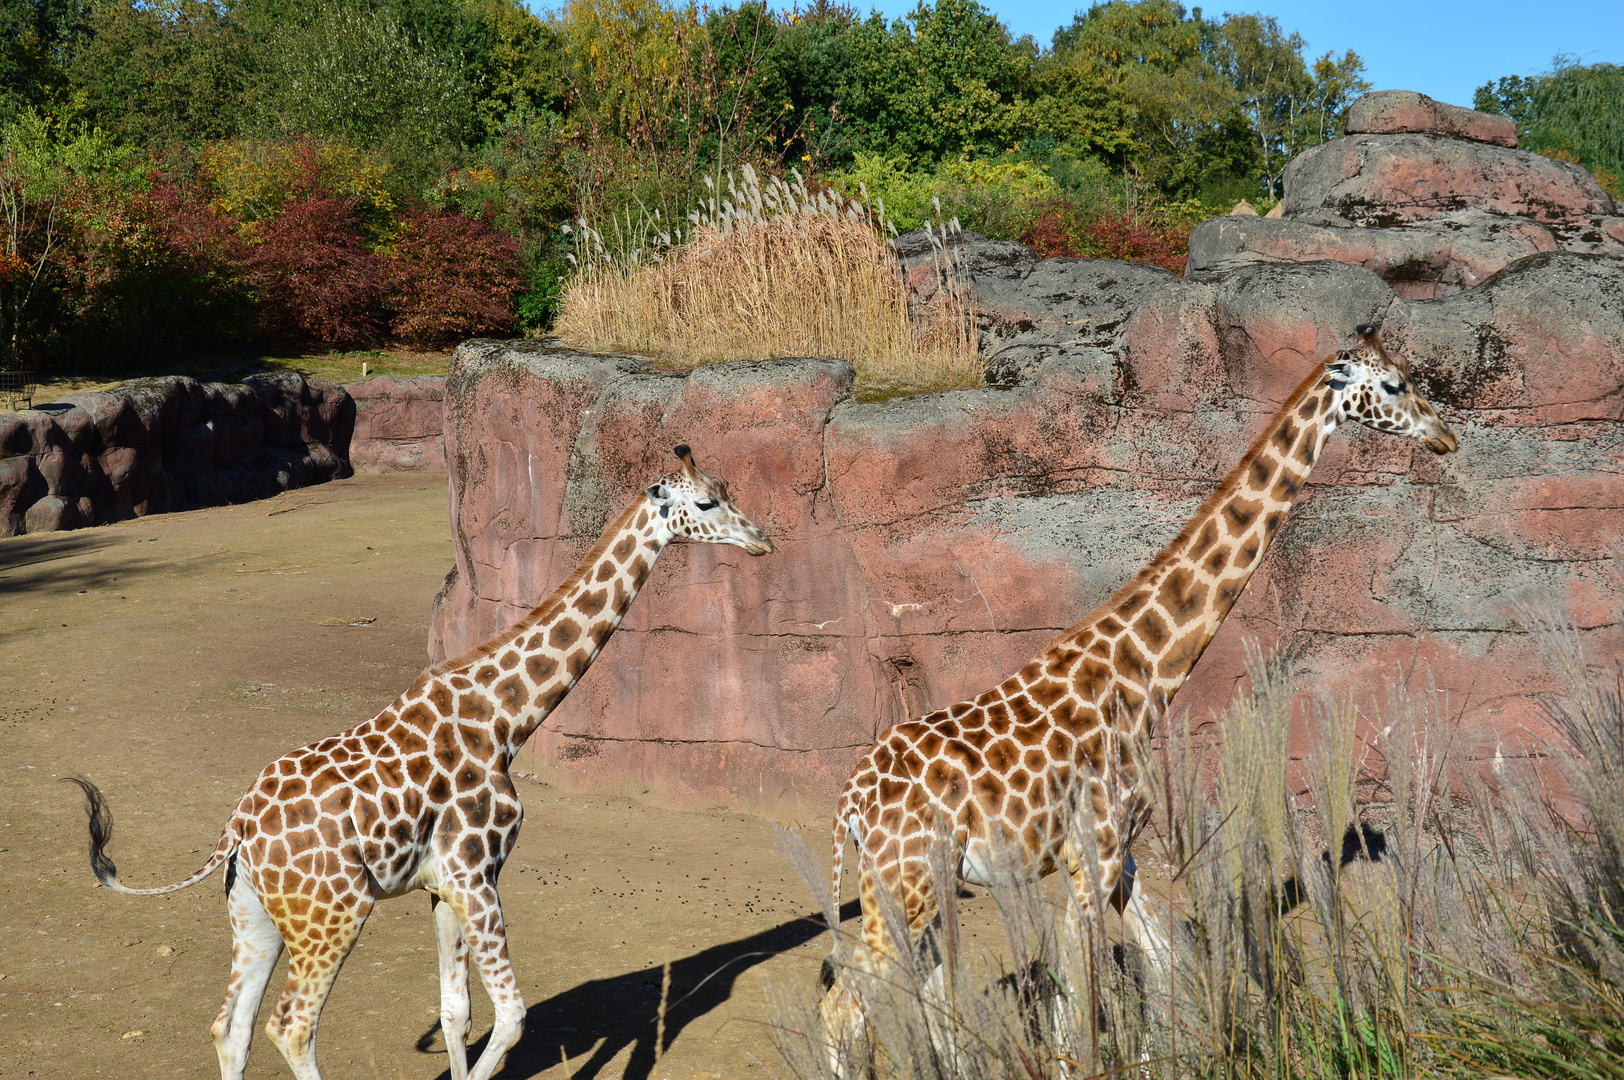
[[553, 167, 979, 401], [772, 622, 1624, 1079]]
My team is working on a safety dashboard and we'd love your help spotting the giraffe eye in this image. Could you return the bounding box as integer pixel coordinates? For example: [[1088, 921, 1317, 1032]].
[[1381, 379, 1405, 395], [694, 498, 718, 511]]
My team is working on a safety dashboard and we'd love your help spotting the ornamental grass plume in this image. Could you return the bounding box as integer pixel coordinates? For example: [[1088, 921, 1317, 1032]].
[[553, 166, 979, 401]]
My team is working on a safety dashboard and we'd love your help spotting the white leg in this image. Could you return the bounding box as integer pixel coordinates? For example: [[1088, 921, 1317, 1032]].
[[212, 868, 284, 1080], [1120, 876, 1170, 985], [919, 959, 959, 1075], [432, 895, 473, 1080], [460, 886, 526, 1080]]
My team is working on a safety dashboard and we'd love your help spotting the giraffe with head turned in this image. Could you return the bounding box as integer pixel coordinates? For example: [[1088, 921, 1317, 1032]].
[[820, 326, 1459, 1057], [68, 446, 773, 1080]]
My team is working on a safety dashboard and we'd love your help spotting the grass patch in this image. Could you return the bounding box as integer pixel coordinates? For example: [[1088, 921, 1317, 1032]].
[[553, 168, 979, 402]]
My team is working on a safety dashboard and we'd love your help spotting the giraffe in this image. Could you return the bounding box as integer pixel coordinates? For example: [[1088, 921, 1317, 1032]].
[[819, 326, 1458, 1058], [67, 445, 773, 1080]]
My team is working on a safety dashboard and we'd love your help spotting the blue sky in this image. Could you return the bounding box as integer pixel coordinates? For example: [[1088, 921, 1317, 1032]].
[[854, 1, 1624, 108]]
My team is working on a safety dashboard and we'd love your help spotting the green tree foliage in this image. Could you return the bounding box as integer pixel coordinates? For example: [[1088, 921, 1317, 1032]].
[[65, 0, 256, 147], [1034, 1, 1365, 199], [0, 0, 87, 122], [1477, 57, 1624, 181], [250, 3, 479, 196], [837, 0, 1032, 163], [1219, 13, 1367, 196]]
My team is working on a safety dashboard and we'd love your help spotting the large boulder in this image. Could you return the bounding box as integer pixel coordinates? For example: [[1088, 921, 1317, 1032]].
[[1346, 89, 1518, 147], [1186, 89, 1624, 297], [1283, 132, 1616, 226]]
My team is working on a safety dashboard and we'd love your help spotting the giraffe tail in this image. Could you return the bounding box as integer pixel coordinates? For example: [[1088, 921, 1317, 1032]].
[[830, 806, 849, 925], [64, 776, 240, 897]]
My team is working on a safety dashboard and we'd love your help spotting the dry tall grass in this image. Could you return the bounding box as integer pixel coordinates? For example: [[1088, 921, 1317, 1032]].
[[553, 168, 979, 401], [772, 624, 1624, 1079]]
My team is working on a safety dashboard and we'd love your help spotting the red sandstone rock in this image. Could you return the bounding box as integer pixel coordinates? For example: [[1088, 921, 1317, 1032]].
[[346, 375, 446, 471], [432, 249, 1624, 812], [1185, 210, 1570, 299], [0, 374, 354, 536], [1284, 134, 1616, 226], [1347, 90, 1518, 147]]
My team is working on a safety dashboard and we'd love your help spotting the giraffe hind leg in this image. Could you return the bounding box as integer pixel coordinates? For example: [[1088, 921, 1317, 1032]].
[[212, 866, 284, 1080], [261, 890, 374, 1080]]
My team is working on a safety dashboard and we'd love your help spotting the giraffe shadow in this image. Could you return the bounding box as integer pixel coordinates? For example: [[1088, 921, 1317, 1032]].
[[423, 899, 861, 1080]]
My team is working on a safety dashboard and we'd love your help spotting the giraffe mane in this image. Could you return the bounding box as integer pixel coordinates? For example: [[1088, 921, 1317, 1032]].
[[420, 496, 650, 680], [1082, 359, 1331, 624]]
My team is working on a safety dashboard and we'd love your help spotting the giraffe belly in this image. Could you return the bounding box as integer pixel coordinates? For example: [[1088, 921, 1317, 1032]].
[[369, 851, 439, 899], [957, 835, 1063, 886]]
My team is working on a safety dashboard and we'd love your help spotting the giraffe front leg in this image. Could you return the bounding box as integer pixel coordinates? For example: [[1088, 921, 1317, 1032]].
[[432, 894, 474, 1080], [1118, 867, 1171, 988], [450, 882, 526, 1080], [212, 867, 284, 1080]]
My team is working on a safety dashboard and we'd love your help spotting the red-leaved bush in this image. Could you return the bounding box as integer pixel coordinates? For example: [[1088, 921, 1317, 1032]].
[[1080, 211, 1191, 274], [1020, 199, 1085, 259], [384, 208, 524, 342], [147, 169, 251, 342], [245, 197, 386, 346]]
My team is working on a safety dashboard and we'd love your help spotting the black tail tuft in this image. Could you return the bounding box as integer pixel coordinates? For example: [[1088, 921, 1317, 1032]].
[[819, 956, 837, 993], [61, 776, 119, 888]]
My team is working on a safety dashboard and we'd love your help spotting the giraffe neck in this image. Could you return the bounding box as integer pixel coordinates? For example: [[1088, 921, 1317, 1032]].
[[432, 495, 670, 758], [1079, 362, 1341, 703]]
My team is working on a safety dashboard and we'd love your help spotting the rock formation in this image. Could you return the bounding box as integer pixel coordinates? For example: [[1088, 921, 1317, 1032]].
[[347, 375, 446, 471], [1188, 91, 1624, 299], [0, 373, 352, 536], [432, 91, 1621, 814]]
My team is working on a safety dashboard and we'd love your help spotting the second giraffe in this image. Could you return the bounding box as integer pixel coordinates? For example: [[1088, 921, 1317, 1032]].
[[819, 326, 1459, 1057]]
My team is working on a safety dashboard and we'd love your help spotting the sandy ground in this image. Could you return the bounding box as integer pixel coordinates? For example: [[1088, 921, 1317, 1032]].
[[0, 472, 1048, 1080], [0, 472, 823, 1080]]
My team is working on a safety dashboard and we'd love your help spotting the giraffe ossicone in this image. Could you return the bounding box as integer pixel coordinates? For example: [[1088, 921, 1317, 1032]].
[[818, 325, 1458, 1066], [68, 445, 773, 1080]]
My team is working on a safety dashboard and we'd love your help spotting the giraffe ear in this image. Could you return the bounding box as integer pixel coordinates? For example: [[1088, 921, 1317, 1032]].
[[1326, 358, 1351, 391], [646, 483, 672, 506]]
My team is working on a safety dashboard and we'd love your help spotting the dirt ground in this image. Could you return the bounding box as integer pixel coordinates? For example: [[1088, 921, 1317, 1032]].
[[0, 471, 1038, 1080]]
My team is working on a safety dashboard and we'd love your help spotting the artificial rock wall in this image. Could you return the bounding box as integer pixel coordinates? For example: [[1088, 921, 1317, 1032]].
[[0, 373, 353, 536], [429, 238, 1623, 812], [347, 375, 447, 472], [422, 90, 1620, 814]]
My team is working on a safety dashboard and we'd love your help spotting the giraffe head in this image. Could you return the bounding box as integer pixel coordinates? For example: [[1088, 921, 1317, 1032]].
[[1325, 325, 1458, 455], [645, 445, 775, 555]]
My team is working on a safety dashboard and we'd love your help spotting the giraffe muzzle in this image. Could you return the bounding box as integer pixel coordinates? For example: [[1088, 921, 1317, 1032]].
[[1422, 424, 1459, 455]]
